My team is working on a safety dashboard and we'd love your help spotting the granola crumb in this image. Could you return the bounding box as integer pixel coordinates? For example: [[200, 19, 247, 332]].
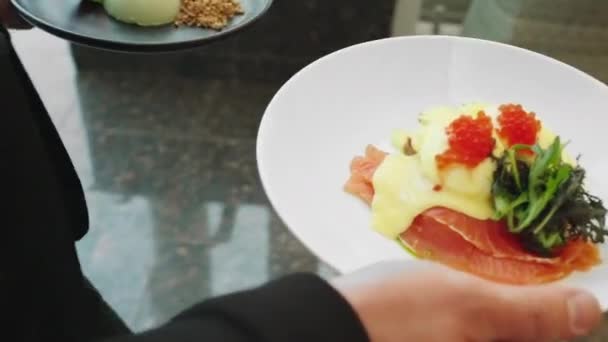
[[175, 0, 244, 30]]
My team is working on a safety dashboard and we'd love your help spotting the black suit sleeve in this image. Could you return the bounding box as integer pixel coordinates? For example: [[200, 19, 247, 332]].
[[1, 26, 368, 342], [1, 26, 121, 341], [109, 274, 369, 342], [0, 25, 89, 241]]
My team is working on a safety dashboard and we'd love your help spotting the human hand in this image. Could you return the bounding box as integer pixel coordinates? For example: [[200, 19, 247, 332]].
[[0, 0, 30, 29], [333, 260, 602, 342]]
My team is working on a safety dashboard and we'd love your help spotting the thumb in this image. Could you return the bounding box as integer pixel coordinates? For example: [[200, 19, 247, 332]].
[[473, 284, 602, 341]]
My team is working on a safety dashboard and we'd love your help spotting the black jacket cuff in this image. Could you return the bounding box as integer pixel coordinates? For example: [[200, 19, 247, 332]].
[[176, 273, 370, 342]]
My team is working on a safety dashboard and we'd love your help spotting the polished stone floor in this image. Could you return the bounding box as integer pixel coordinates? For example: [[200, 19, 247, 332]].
[[10, 28, 608, 341]]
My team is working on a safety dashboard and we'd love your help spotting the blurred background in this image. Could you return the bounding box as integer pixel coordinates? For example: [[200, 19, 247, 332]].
[[9, 0, 608, 339]]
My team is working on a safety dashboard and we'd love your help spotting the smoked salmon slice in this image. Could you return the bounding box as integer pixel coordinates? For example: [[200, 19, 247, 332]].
[[344, 145, 386, 203], [421, 208, 561, 265], [344, 145, 601, 284], [403, 215, 567, 284]]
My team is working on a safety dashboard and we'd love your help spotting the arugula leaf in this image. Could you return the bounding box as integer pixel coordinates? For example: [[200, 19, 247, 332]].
[[491, 137, 608, 255], [498, 138, 571, 232]]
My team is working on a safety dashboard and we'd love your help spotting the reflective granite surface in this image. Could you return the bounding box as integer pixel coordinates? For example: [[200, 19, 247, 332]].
[[9, 22, 608, 341], [11, 29, 332, 332]]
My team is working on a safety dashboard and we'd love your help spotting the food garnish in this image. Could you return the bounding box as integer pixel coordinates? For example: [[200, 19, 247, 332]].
[[176, 0, 244, 30], [436, 111, 495, 169], [496, 104, 541, 156], [492, 138, 608, 256]]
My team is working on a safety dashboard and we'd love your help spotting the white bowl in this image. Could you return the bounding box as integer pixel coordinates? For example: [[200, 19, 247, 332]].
[[257, 36, 608, 307]]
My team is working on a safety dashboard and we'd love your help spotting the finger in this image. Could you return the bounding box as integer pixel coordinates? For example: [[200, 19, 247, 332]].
[[470, 284, 602, 341]]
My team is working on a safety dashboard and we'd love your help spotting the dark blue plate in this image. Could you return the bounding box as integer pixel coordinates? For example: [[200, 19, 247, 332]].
[[11, 0, 273, 53]]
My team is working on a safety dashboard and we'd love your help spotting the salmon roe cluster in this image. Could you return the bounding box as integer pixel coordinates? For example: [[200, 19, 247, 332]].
[[437, 111, 495, 169], [496, 104, 541, 154]]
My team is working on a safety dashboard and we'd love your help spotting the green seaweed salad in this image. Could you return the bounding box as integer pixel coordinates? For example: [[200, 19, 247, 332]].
[[492, 137, 608, 256]]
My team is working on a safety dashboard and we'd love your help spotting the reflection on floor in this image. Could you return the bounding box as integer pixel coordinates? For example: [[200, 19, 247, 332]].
[[9, 27, 608, 341]]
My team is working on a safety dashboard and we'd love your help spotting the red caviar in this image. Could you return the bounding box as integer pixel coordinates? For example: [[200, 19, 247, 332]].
[[496, 104, 541, 155], [436, 111, 495, 169]]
